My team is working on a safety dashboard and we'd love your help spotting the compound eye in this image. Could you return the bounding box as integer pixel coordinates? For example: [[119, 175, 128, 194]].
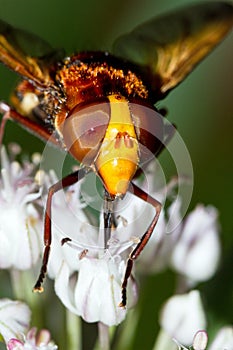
[[130, 102, 164, 166], [63, 101, 110, 165]]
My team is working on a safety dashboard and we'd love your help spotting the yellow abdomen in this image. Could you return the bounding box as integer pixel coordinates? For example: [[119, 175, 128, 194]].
[[95, 94, 139, 197]]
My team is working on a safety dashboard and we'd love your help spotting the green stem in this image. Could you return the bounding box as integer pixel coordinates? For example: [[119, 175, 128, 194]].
[[115, 308, 139, 349], [99, 323, 110, 350], [66, 309, 82, 350], [10, 269, 35, 303], [94, 323, 116, 350], [10, 269, 45, 326], [152, 329, 179, 350], [10, 269, 23, 300]]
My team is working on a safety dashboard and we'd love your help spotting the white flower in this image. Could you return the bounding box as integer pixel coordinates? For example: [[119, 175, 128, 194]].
[[41, 174, 138, 326], [173, 326, 233, 350], [0, 299, 31, 343], [7, 327, 58, 350], [136, 195, 220, 285], [54, 256, 134, 326], [160, 290, 206, 345], [209, 326, 233, 350], [52, 240, 137, 325], [0, 147, 42, 270], [170, 205, 220, 282]]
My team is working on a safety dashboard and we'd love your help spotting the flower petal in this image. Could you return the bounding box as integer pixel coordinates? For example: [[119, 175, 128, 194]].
[[171, 205, 220, 282], [7, 339, 24, 350], [0, 299, 31, 343], [160, 290, 206, 345], [74, 258, 126, 325], [55, 257, 128, 326], [0, 149, 42, 270], [209, 326, 233, 350], [0, 205, 42, 269]]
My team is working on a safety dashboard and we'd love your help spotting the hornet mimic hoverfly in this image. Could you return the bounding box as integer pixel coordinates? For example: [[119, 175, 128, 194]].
[[0, 2, 232, 307]]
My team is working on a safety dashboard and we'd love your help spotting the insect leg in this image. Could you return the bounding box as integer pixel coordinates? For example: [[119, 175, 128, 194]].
[[119, 183, 161, 307], [0, 102, 59, 146], [33, 167, 88, 292]]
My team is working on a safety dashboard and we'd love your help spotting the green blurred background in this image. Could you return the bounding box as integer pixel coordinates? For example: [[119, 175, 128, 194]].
[[0, 0, 232, 349]]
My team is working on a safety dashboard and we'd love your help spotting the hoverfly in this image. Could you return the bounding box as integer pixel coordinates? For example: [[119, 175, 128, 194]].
[[0, 2, 232, 307]]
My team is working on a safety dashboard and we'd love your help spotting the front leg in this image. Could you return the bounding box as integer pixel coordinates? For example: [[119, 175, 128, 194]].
[[119, 183, 161, 307], [33, 168, 88, 292]]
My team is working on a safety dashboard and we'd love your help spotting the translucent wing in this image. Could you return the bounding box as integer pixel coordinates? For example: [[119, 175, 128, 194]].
[[0, 19, 61, 86], [0, 20, 64, 145], [113, 2, 233, 100]]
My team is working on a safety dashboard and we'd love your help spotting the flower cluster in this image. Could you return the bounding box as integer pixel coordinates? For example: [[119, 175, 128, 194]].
[[0, 299, 31, 343], [172, 325, 233, 350], [7, 328, 58, 350], [0, 146, 230, 350], [0, 146, 42, 270], [42, 171, 138, 325], [155, 291, 233, 350], [115, 165, 221, 288]]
